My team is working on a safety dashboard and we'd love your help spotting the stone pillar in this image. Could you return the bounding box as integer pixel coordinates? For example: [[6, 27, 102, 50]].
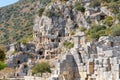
[[74, 36, 80, 48]]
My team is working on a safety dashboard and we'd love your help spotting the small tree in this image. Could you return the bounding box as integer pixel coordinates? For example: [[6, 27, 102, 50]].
[[32, 62, 51, 76]]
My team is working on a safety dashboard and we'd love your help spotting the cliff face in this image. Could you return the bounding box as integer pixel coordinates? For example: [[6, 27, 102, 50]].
[[33, 0, 89, 49], [32, 0, 120, 80]]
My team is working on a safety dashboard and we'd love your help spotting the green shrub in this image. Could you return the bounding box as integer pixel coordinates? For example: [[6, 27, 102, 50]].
[[68, 43, 74, 49], [108, 3, 119, 14], [100, 0, 119, 3], [32, 62, 51, 76], [45, 9, 61, 18], [97, 30, 106, 36], [105, 28, 111, 35], [86, 18, 92, 24], [40, 0, 51, 5], [0, 62, 6, 70], [75, 3, 85, 12], [63, 41, 74, 49], [80, 27, 87, 32], [45, 9, 54, 18], [90, 0, 101, 8], [71, 31, 75, 35], [117, 13, 120, 21], [105, 16, 113, 20], [104, 16, 113, 26], [90, 33, 99, 40], [86, 25, 107, 40], [19, 34, 33, 44], [19, 38, 27, 45], [60, 0, 68, 2], [111, 25, 120, 36], [37, 8, 45, 17]]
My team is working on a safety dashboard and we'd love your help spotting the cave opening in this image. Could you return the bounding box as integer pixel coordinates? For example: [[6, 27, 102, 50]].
[[17, 60, 20, 64]]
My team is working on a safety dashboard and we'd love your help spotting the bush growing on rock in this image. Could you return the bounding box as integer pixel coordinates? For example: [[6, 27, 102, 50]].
[[104, 16, 113, 26], [108, 2, 119, 14], [111, 25, 120, 36], [61, 0, 68, 1], [0, 62, 6, 70], [18, 34, 33, 44], [86, 25, 107, 40], [37, 8, 45, 17], [19, 38, 27, 45], [80, 27, 87, 32], [45, 9, 55, 18], [63, 41, 74, 49], [100, 0, 119, 3], [90, 0, 101, 8], [40, 0, 51, 5], [32, 62, 51, 76], [45, 9, 61, 18], [71, 31, 75, 35], [75, 3, 85, 13], [116, 13, 120, 21]]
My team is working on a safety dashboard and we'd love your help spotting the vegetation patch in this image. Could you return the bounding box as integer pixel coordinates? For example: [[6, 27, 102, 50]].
[[37, 8, 45, 17], [63, 41, 74, 49], [111, 25, 120, 36], [108, 2, 119, 14], [75, 2, 85, 13], [32, 62, 51, 76], [44, 9, 55, 18], [80, 27, 87, 32], [86, 25, 107, 41], [90, 0, 101, 8], [117, 13, 120, 21], [71, 31, 75, 35], [40, 0, 51, 5], [0, 62, 6, 70], [103, 16, 113, 26]]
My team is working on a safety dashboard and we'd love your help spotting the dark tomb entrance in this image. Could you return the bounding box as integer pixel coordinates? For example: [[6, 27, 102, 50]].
[[39, 50, 43, 55], [17, 60, 20, 64], [37, 48, 45, 58]]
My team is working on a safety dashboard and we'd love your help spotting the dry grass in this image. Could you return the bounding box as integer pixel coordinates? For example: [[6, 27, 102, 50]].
[[0, 68, 15, 78]]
